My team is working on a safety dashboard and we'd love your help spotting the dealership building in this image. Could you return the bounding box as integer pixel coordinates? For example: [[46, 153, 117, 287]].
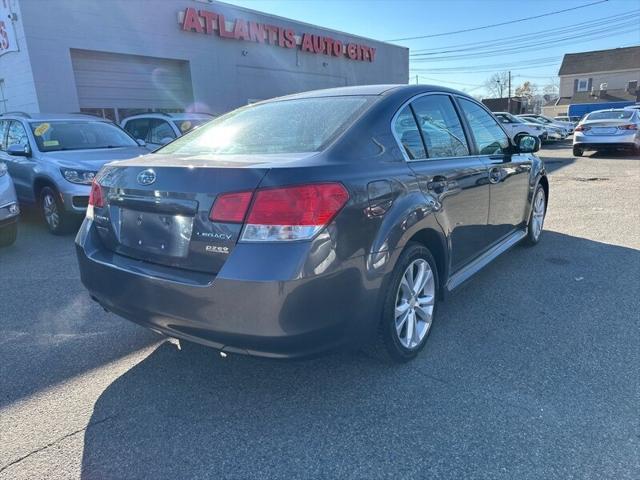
[[0, 0, 409, 121]]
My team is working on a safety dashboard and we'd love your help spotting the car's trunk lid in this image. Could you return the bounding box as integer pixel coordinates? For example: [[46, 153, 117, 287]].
[[91, 154, 304, 273]]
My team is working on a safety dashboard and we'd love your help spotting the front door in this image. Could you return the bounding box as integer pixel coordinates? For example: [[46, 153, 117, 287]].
[[394, 94, 493, 272], [456, 98, 531, 242], [0, 121, 36, 202]]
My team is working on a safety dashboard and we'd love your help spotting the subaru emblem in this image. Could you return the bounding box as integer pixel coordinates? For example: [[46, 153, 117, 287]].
[[137, 169, 156, 186]]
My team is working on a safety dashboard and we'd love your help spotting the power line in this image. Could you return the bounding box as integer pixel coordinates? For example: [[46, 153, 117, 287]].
[[409, 11, 639, 56], [410, 22, 640, 62], [386, 0, 609, 41]]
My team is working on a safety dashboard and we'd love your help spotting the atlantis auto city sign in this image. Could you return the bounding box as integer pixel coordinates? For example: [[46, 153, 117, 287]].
[[179, 7, 377, 62]]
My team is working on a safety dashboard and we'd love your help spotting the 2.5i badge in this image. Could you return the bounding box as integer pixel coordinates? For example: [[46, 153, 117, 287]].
[[205, 245, 229, 254]]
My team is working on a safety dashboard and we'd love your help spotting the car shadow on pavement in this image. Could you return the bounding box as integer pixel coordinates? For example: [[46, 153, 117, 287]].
[[80, 231, 640, 479]]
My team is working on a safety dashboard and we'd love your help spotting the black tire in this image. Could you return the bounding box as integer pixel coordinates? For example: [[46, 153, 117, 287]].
[[373, 243, 440, 363], [0, 222, 17, 247], [572, 145, 583, 157], [523, 185, 546, 246], [40, 186, 78, 235]]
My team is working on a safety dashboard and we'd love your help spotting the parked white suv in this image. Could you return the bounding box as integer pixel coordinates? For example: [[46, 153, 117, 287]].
[[121, 112, 215, 151], [493, 112, 545, 141]]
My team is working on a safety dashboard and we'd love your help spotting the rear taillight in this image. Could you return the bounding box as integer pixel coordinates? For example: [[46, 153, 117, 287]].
[[86, 180, 104, 220], [618, 124, 638, 130], [574, 125, 589, 132], [209, 191, 252, 223], [209, 183, 349, 241], [243, 183, 349, 241]]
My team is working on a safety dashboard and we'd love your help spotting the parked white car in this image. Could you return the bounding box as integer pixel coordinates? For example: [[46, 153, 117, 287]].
[[518, 116, 565, 141], [121, 112, 215, 151], [519, 114, 573, 134], [573, 108, 640, 156], [493, 112, 546, 141]]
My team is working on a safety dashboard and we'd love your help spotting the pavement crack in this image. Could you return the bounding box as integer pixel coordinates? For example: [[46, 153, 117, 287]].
[[0, 414, 116, 474]]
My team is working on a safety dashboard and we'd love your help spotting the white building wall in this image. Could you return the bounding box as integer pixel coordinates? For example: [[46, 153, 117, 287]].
[[0, 0, 39, 112], [13, 0, 408, 115]]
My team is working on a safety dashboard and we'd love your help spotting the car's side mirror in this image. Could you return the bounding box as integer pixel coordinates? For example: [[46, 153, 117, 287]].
[[515, 134, 540, 153], [136, 139, 146, 147], [7, 143, 31, 157]]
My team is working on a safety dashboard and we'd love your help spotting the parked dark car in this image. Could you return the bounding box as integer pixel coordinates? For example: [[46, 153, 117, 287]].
[[76, 85, 548, 362]]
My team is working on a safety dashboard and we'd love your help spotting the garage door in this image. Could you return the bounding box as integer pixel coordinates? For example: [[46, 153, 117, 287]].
[[70, 49, 194, 121]]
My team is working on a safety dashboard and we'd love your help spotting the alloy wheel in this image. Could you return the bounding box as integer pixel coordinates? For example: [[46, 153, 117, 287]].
[[43, 193, 60, 230], [395, 259, 435, 349], [531, 188, 546, 240]]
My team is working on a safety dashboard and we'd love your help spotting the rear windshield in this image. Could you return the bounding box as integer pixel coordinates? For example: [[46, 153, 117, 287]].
[[158, 96, 371, 156], [586, 110, 633, 121], [30, 121, 137, 151]]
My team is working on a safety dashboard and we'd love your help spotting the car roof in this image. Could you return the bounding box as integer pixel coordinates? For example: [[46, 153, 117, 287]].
[[267, 84, 468, 102], [0, 112, 112, 122], [121, 112, 215, 122]]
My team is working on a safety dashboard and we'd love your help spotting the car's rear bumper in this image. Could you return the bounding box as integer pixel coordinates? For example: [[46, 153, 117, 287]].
[[574, 132, 639, 148], [75, 219, 381, 358]]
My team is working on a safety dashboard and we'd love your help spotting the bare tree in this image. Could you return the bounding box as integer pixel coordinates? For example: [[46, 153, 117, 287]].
[[543, 81, 559, 99], [483, 71, 510, 98], [514, 81, 539, 102]]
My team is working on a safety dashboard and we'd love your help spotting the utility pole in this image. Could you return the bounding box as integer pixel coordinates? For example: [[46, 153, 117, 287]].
[[507, 70, 512, 113]]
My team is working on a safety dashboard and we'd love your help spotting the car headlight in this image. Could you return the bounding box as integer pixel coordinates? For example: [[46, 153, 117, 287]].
[[0, 162, 7, 177], [61, 168, 97, 185]]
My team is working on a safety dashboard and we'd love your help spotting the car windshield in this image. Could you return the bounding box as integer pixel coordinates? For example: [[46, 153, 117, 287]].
[[586, 110, 633, 121], [172, 119, 212, 134], [30, 121, 137, 151], [158, 96, 371, 156]]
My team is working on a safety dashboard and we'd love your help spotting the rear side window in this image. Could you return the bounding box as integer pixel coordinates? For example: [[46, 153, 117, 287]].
[[458, 98, 509, 155], [7, 121, 28, 148], [393, 106, 426, 160], [159, 97, 371, 156], [123, 118, 151, 141], [411, 95, 469, 158], [148, 120, 176, 145]]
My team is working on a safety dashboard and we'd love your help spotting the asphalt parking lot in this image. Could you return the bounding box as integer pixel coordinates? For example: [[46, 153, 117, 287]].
[[1, 142, 639, 479]]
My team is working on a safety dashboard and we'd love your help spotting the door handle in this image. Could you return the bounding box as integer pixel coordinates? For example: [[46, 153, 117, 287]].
[[427, 176, 449, 193], [489, 167, 502, 184]]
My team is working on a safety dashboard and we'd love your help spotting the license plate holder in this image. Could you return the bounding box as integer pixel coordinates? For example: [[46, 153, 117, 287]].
[[119, 209, 193, 258], [591, 127, 616, 135]]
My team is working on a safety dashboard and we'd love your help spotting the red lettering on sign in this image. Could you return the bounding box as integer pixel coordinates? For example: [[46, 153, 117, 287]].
[[301, 33, 314, 53], [312, 35, 325, 54], [347, 43, 357, 60], [234, 19, 250, 41], [249, 21, 265, 43], [199, 10, 217, 34], [182, 8, 203, 34], [284, 28, 296, 48], [264, 25, 278, 45], [333, 40, 342, 57], [178, 8, 376, 62], [218, 14, 235, 38]]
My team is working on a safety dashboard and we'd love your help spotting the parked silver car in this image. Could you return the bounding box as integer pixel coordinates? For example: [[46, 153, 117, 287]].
[[0, 161, 19, 247], [494, 112, 545, 141], [0, 113, 148, 234], [520, 117, 565, 141], [573, 108, 640, 156]]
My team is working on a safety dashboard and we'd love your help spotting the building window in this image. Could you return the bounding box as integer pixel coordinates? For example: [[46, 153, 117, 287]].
[[577, 79, 589, 92]]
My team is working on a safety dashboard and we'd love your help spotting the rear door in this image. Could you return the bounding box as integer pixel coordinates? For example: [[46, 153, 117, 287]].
[[395, 93, 492, 272], [456, 97, 531, 242]]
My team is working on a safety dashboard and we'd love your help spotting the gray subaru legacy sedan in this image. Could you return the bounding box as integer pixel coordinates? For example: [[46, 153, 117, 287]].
[[0, 113, 148, 234], [76, 85, 548, 362]]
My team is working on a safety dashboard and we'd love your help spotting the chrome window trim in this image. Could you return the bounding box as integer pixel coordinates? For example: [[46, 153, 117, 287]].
[[390, 91, 474, 163]]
